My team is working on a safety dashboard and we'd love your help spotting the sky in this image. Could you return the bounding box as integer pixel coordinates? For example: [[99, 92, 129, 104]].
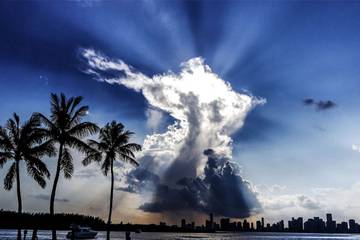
[[1, 0, 360, 226]]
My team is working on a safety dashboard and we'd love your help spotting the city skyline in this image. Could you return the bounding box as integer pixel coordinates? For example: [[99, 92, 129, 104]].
[[163, 213, 360, 234], [1, 0, 360, 226]]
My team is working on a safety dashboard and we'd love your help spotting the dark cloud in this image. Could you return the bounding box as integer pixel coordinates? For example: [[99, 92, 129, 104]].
[[297, 195, 321, 210], [163, 93, 203, 182], [33, 194, 69, 203], [303, 98, 314, 105], [303, 98, 336, 111], [317, 100, 336, 111], [137, 149, 262, 218], [116, 167, 160, 193]]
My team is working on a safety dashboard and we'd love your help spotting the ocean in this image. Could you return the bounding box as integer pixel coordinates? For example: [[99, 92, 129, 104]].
[[1, 230, 360, 240]]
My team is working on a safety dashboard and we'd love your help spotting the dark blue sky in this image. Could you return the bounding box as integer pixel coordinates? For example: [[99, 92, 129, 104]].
[[1, 0, 360, 222], [1, 1, 359, 133]]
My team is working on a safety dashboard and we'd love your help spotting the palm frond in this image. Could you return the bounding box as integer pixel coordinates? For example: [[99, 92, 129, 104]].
[[119, 143, 142, 152], [82, 151, 102, 166], [68, 122, 99, 138], [61, 147, 74, 179], [67, 136, 94, 155], [31, 168, 47, 188], [118, 153, 139, 167], [25, 159, 48, 188], [13, 113, 20, 126], [4, 162, 16, 190], [69, 96, 83, 115], [87, 139, 100, 148], [65, 96, 74, 113], [25, 155, 51, 179], [69, 106, 89, 127], [101, 154, 113, 176], [20, 116, 43, 145], [6, 118, 18, 144], [0, 127, 13, 151], [0, 152, 13, 168], [33, 112, 55, 129], [60, 93, 67, 111], [50, 93, 60, 115], [29, 139, 56, 158]]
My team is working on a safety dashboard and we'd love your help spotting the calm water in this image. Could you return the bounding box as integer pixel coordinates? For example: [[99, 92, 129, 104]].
[[1, 230, 360, 240]]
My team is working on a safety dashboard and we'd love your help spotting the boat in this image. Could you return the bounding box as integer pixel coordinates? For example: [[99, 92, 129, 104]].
[[66, 225, 98, 239]]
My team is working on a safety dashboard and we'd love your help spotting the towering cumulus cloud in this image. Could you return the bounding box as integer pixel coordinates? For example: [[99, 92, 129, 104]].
[[80, 48, 265, 218]]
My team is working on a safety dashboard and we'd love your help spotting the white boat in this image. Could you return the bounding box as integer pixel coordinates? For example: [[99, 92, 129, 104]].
[[66, 225, 98, 239]]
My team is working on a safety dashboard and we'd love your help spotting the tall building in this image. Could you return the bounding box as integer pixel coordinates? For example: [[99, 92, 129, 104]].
[[279, 220, 285, 231], [243, 219, 250, 231], [339, 222, 348, 233], [220, 218, 230, 231], [326, 214, 332, 222], [237, 221, 242, 231], [261, 217, 265, 229], [209, 213, 214, 230], [181, 219, 186, 229], [256, 220, 262, 231], [326, 213, 336, 233], [289, 217, 303, 232], [349, 219, 356, 233], [304, 217, 325, 233]]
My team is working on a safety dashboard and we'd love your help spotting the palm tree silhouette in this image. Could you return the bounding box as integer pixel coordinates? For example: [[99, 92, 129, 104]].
[[83, 121, 141, 240], [35, 93, 99, 239], [0, 113, 54, 240]]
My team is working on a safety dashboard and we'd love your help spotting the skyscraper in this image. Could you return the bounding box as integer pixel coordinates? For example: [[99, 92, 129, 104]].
[[326, 213, 336, 233], [181, 219, 186, 229]]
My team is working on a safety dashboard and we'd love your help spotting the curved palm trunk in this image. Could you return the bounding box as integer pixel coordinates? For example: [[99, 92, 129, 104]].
[[15, 160, 22, 240], [50, 143, 63, 240], [107, 160, 114, 240]]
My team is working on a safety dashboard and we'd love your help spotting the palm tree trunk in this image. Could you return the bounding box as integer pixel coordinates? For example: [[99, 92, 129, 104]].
[[50, 143, 63, 240], [107, 160, 114, 240], [15, 160, 22, 240]]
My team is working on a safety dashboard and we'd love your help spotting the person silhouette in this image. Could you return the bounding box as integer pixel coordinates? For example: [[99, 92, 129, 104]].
[[125, 231, 131, 240], [31, 229, 38, 240]]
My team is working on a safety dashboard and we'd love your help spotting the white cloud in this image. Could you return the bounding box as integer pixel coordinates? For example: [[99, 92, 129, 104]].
[[80, 48, 265, 180], [255, 184, 287, 194], [145, 108, 164, 131], [352, 144, 360, 152]]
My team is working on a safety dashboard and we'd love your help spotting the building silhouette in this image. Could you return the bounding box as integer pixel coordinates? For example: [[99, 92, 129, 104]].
[[326, 213, 336, 233], [3, 209, 360, 234], [180, 212, 360, 234], [181, 219, 186, 229], [179, 213, 360, 233]]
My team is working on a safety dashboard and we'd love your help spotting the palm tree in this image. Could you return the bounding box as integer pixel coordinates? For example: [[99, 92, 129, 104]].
[[0, 113, 54, 240], [35, 93, 99, 239], [82, 121, 141, 240]]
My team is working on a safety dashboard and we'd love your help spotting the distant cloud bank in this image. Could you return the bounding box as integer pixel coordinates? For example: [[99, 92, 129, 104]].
[[34, 194, 69, 203]]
